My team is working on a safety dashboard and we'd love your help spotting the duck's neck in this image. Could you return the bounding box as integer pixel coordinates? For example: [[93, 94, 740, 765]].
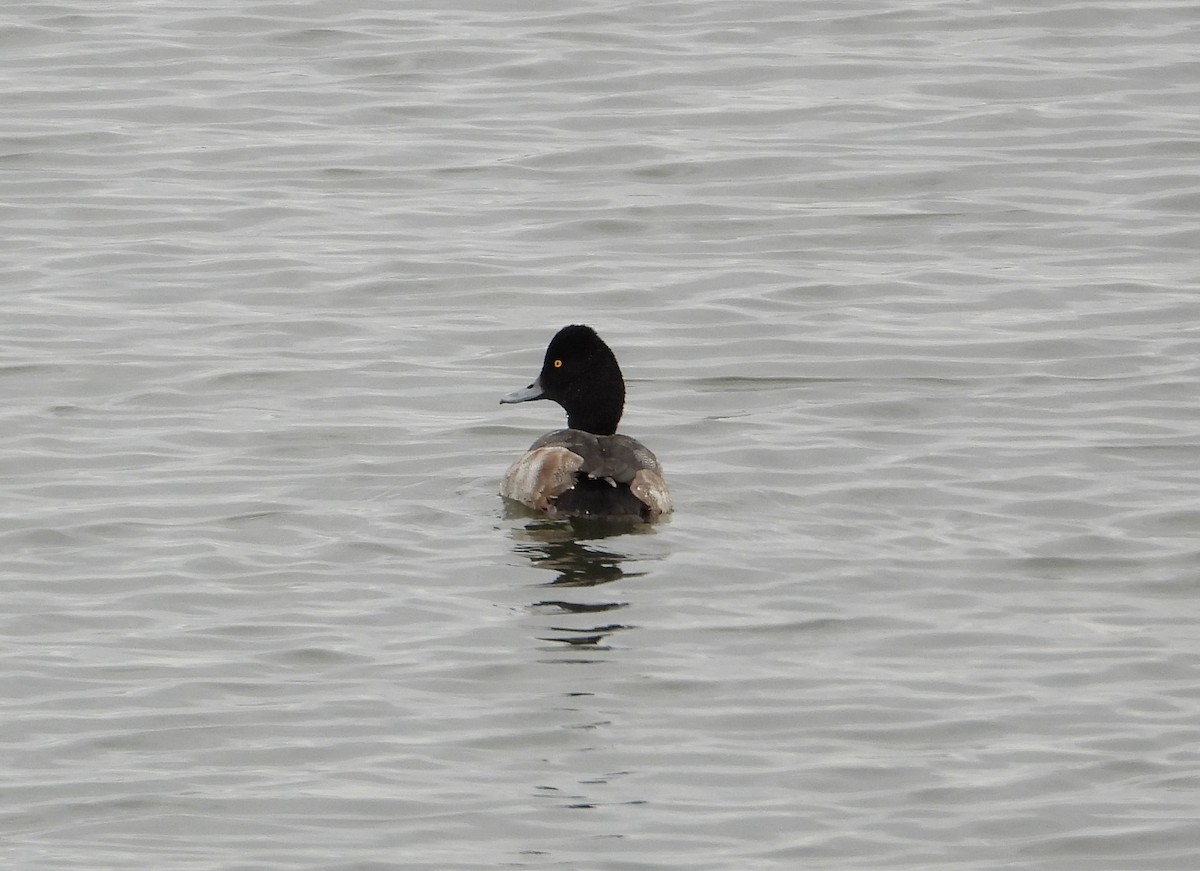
[[564, 376, 624, 435], [561, 348, 625, 435], [567, 405, 622, 436]]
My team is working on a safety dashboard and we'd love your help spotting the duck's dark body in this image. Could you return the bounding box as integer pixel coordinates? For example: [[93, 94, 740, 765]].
[[501, 428, 670, 519], [553, 473, 648, 518], [499, 326, 672, 520]]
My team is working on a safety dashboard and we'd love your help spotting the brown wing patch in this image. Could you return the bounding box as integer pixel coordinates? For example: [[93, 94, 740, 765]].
[[501, 446, 584, 511], [630, 468, 673, 516]]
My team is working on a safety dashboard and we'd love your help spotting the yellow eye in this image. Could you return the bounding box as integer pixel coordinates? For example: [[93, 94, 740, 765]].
[[553, 359, 562, 368]]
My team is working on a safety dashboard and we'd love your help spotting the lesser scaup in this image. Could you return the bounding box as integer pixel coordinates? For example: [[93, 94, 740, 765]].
[[499, 325, 672, 520]]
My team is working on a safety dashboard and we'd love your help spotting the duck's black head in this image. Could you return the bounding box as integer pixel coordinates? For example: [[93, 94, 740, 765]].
[[500, 324, 625, 435]]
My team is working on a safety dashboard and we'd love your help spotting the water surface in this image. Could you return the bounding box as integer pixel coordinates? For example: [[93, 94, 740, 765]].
[[3, 1, 1199, 868]]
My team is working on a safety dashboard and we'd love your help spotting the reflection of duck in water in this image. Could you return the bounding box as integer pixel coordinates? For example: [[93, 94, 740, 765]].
[[513, 519, 644, 588], [512, 521, 636, 649], [500, 325, 672, 521]]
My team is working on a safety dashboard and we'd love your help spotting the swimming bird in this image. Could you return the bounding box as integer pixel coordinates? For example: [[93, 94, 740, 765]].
[[500, 325, 672, 520]]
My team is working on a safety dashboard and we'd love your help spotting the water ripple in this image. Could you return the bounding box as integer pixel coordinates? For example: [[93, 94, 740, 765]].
[[3, 0, 1200, 868]]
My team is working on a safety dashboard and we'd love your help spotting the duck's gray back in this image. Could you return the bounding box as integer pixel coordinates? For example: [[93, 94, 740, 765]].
[[528, 429, 662, 484]]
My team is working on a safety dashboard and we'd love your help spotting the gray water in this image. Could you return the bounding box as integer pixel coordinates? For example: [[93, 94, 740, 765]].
[[4, 1, 1200, 868]]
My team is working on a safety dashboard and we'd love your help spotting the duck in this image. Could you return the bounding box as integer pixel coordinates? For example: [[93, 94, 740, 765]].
[[499, 324, 672, 520]]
